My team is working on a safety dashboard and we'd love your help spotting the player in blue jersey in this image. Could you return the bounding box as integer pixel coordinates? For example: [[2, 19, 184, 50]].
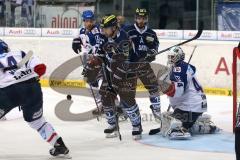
[[71, 10, 103, 114]]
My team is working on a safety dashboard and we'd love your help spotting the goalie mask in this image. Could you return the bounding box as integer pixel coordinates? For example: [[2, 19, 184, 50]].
[[167, 46, 185, 65]]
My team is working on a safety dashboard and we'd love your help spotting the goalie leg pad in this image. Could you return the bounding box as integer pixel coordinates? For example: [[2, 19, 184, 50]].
[[160, 111, 182, 136], [190, 114, 221, 134], [160, 111, 191, 140]]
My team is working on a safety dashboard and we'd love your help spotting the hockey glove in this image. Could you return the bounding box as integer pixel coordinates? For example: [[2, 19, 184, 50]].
[[144, 49, 157, 62], [72, 37, 82, 54]]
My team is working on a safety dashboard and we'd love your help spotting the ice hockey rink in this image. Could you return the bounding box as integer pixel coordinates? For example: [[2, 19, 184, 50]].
[[0, 87, 235, 160]]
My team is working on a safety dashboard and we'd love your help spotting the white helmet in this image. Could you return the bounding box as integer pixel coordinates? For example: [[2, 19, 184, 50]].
[[167, 46, 185, 65]]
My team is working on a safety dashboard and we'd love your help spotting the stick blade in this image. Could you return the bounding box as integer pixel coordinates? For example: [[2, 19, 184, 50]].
[[195, 21, 204, 39], [149, 128, 160, 135]]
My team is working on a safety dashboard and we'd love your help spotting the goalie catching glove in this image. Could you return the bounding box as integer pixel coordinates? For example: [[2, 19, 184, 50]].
[[156, 64, 176, 97]]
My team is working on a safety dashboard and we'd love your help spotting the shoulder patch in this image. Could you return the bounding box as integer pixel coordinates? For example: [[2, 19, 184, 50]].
[[174, 67, 181, 72], [146, 36, 154, 42]]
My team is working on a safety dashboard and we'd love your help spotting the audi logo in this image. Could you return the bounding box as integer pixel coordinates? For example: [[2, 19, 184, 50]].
[[202, 32, 212, 37], [167, 32, 178, 37], [234, 33, 240, 38], [62, 30, 73, 35], [24, 29, 36, 35]]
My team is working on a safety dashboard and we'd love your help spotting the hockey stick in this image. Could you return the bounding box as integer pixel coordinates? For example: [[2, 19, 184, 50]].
[[78, 51, 101, 122], [0, 50, 33, 71], [149, 45, 198, 135], [187, 45, 197, 64], [152, 21, 203, 57]]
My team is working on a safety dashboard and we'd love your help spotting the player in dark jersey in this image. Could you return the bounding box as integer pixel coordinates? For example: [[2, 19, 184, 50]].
[[83, 15, 142, 140], [124, 8, 161, 120]]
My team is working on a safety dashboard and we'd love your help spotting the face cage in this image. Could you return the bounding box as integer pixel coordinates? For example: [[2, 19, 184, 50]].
[[167, 54, 184, 66]]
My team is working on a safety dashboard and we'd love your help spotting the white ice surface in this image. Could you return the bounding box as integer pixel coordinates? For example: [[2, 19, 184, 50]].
[[0, 88, 235, 160]]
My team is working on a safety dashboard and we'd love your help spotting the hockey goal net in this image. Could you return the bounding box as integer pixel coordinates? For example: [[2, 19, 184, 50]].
[[233, 43, 240, 132]]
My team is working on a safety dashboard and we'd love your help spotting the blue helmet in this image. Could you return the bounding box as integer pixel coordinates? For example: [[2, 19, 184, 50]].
[[82, 10, 94, 21], [0, 40, 9, 54]]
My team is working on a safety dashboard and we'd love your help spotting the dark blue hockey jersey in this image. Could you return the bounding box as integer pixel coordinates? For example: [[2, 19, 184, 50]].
[[96, 29, 134, 63], [123, 24, 159, 62]]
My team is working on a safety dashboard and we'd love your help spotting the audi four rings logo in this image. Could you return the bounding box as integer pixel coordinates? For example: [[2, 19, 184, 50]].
[[202, 32, 212, 37], [62, 30, 73, 35], [167, 31, 178, 37], [24, 29, 37, 35], [234, 33, 240, 38]]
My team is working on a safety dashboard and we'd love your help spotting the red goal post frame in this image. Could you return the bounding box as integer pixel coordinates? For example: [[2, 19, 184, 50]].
[[233, 45, 240, 132]]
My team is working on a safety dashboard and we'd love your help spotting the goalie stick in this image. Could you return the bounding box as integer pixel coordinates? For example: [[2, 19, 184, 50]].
[[152, 21, 203, 57], [149, 45, 199, 135], [0, 50, 33, 71]]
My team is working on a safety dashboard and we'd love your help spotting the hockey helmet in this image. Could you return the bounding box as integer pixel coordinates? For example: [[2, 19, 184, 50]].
[[82, 10, 95, 21], [100, 15, 118, 28], [167, 46, 185, 65]]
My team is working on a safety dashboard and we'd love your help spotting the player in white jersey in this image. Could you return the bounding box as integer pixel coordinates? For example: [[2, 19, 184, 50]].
[[72, 10, 102, 64], [159, 46, 219, 140], [0, 40, 69, 157], [72, 10, 104, 115]]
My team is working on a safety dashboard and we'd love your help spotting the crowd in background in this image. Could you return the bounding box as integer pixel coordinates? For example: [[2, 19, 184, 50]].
[[0, 0, 34, 27]]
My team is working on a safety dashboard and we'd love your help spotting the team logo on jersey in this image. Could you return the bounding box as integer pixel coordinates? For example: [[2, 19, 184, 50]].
[[140, 37, 144, 44], [174, 75, 181, 81], [138, 45, 148, 51], [146, 36, 154, 42], [173, 67, 181, 72]]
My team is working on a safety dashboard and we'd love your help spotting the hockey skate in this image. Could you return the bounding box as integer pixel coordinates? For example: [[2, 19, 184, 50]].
[[49, 137, 71, 159], [168, 127, 191, 140], [104, 125, 119, 138], [132, 125, 143, 140]]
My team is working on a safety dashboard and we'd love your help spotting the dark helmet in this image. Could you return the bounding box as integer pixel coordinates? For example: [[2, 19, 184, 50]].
[[135, 8, 148, 17], [0, 40, 9, 54], [100, 15, 118, 28]]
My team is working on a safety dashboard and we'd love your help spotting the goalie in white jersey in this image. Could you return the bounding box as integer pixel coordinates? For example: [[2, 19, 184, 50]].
[[159, 46, 219, 140], [0, 40, 70, 157]]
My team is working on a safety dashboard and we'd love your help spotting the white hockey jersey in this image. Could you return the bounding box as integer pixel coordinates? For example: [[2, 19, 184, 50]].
[[0, 51, 41, 88], [78, 25, 102, 55], [168, 61, 207, 113]]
